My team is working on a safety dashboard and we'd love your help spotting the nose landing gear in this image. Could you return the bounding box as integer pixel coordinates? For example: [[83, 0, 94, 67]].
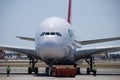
[[45, 64, 52, 76]]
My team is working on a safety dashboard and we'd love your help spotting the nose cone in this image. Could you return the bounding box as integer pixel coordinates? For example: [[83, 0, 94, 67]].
[[39, 39, 65, 60]]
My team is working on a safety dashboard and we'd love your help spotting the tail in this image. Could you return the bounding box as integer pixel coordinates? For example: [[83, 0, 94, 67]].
[[67, 0, 72, 24]]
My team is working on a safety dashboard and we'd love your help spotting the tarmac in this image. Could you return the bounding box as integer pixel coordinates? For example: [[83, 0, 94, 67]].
[[0, 67, 120, 80], [0, 74, 120, 80]]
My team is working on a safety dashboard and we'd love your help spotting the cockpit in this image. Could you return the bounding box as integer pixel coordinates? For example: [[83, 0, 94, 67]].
[[40, 32, 62, 37]]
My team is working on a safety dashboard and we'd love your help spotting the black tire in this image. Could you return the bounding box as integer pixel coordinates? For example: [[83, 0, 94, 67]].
[[50, 69, 52, 76], [34, 67, 38, 74], [45, 67, 49, 76], [93, 71, 96, 76], [87, 68, 90, 75], [76, 67, 80, 74], [70, 76, 75, 78], [28, 67, 32, 74]]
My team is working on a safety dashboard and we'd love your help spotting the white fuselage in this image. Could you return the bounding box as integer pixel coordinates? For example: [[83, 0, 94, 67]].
[[35, 17, 75, 64]]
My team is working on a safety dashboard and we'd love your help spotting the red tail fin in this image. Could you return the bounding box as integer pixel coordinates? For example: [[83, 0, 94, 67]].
[[67, 0, 71, 24]]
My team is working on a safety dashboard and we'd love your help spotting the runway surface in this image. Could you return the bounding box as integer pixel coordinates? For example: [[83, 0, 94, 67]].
[[0, 74, 120, 80], [0, 67, 120, 80]]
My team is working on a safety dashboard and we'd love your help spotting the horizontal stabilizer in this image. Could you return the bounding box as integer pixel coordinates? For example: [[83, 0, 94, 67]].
[[16, 36, 35, 41], [75, 37, 120, 45]]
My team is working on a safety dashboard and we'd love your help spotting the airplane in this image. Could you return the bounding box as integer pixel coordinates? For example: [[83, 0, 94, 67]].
[[0, 0, 120, 76]]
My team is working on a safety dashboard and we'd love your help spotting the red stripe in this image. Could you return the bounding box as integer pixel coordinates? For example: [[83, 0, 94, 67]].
[[67, 0, 71, 24]]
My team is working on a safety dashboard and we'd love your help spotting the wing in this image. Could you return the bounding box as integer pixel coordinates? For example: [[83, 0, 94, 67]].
[[0, 45, 39, 59], [75, 37, 120, 45], [16, 36, 35, 41], [74, 46, 120, 61], [92, 53, 109, 58]]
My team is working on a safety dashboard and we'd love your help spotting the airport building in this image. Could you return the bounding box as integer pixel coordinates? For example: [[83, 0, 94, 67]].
[[0, 51, 28, 60]]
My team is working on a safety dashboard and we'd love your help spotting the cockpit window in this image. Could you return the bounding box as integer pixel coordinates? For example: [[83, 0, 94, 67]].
[[56, 32, 62, 36], [40, 32, 45, 36], [45, 32, 50, 35], [51, 32, 55, 35], [40, 32, 62, 37]]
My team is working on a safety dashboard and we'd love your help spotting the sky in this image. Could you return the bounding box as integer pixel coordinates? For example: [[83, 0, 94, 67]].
[[0, 0, 120, 48]]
